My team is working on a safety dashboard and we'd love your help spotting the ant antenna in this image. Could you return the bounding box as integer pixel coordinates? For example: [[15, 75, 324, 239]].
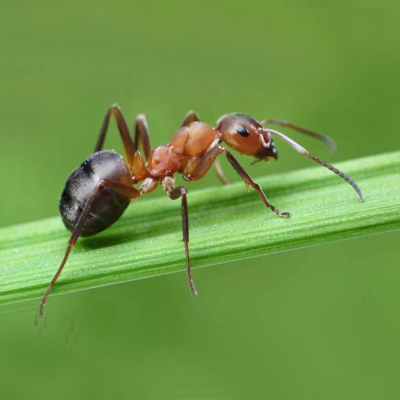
[[265, 128, 363, 202], [261, 119, 336, 151]]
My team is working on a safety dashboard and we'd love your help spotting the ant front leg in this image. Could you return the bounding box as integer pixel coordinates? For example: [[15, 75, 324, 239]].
[[180, 111, 229, 185], [35, 179, 141, 326], [213, 158, 229, 185], [162, 177, 197, 297], [185, 144, 289, 217], [95, 104, 137, 174], [222, 148, 290, 217]]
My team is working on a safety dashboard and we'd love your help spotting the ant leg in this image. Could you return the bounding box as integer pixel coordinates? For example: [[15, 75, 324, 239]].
[[222, 147, 291, 217], [94, 104, 137, 173], [181, 110, 200, 127], [134, 114, 152, 161], [35, 179, 140, 325], [183, 144, 222, 181], [163, 178, 197, 296], [180, 111, 229, 184], [184, 145, 288, 216], [172, 186, 197, 297], [261, 119, 336, 151], [181, 111, 229, 185], [214, 158, 229, 185]]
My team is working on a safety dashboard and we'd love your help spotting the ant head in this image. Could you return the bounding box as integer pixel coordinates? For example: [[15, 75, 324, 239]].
[[216, 113, 278, 161]]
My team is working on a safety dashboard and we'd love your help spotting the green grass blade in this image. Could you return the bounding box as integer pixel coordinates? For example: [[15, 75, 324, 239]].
[[1, 150, 399, 305]]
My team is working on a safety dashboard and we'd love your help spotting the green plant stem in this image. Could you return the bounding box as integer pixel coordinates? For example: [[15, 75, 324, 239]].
[[1, 151, 400, 306]]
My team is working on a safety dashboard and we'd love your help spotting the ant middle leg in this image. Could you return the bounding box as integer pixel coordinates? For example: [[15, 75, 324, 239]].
[[162, 177, 197, 297], [94, 104, 137, 173]]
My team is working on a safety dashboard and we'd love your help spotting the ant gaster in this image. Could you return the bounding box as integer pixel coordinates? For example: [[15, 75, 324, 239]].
[[36, 105, 363, 321]]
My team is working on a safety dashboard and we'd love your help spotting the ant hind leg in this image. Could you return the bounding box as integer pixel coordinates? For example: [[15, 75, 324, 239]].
[[134, 114, 152, 161], [94, 104, 137, 174], [35, 179, 141, 326]]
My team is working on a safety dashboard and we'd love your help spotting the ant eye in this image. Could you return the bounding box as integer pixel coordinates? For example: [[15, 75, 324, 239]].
[[236, 125, 249, 137]]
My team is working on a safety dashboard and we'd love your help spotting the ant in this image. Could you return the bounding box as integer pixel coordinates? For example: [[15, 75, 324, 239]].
[[36, 105, 363, 321]]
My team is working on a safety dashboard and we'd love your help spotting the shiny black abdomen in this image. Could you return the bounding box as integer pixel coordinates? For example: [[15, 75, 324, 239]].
[[59, 150, 131, 237]]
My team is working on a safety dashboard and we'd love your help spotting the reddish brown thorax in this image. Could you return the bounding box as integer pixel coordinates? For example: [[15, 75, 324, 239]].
[[145, 121, 220, 180], [147, 145, 181, 177], [169, 122, 218, 156]]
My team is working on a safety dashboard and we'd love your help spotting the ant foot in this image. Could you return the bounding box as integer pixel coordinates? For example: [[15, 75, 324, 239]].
[[34, 312, 45, 329], [275, 210, 291, 218]]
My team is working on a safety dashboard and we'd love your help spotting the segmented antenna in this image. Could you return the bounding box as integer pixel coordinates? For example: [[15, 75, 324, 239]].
[[261, 119, 336, 151], [265, 129, 363, 202], [305, 153, 363, 202]]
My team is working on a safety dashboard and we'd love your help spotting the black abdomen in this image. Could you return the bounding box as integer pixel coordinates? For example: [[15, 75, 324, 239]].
[[59, 150, 131, 237]]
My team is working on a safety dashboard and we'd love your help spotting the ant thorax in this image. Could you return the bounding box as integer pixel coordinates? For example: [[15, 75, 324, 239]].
[[145, 122, 220, 180]]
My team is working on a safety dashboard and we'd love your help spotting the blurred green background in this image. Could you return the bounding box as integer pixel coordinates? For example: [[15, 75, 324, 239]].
[[1, 2, 400, 399]]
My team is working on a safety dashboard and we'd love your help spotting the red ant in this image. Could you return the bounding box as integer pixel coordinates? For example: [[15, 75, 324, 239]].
[[36, 105, 363, 321]]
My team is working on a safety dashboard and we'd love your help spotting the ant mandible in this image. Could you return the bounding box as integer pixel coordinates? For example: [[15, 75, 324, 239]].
[[36, 105, 363, 320]]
